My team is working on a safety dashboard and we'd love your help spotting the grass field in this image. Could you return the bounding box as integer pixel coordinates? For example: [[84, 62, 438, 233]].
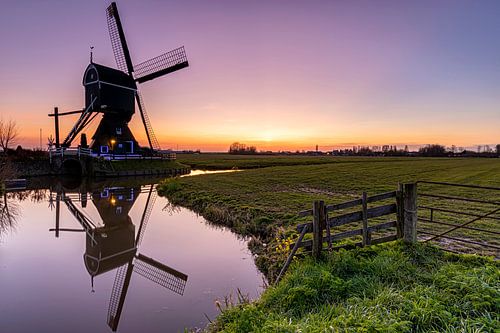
[[177, 153, 370, 170], [160, 157, 499, 269], [158, 155, 500, 332]]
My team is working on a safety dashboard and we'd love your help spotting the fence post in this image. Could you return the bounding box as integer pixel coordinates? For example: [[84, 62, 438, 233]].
[[396, 184, 404, 238], [312, 200, 325, 259], [362, 192, 370, 246], [403, 183, 417, 243]]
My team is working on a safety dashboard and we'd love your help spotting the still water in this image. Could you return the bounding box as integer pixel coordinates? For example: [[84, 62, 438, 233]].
[[0, 175, 263, 332]]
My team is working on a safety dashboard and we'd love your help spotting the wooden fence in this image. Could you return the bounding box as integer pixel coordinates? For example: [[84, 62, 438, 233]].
[[277, 183, 417, 282]]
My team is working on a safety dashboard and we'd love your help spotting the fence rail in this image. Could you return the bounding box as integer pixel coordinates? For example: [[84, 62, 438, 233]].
[[276, 183, 417, 283]]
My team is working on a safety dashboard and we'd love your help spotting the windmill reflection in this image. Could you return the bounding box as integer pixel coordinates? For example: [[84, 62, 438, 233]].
[[50, 184, 188, 331]]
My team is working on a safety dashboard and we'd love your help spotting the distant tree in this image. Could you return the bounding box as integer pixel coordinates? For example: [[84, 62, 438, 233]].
[[229, 142, 257, 154], [496, 144, 500, 156], [419, 144, 446, 157], [229, 142, 244, 153], [0, 119, 19, 154]]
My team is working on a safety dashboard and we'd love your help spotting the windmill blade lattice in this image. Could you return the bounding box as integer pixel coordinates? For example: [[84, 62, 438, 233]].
[[107, 263, 134, 331], [135, 92, 161, 151], [135, 185, 158, 246], [134, 46, 189, 83], [134, 253, 188, 295], [106, 3, 133, 74]]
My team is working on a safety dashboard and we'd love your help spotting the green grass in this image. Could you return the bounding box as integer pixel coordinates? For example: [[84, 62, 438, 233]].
[[159, 157, 500, 274], [177, 153, 368, 170], [210, 241, 499, 333]]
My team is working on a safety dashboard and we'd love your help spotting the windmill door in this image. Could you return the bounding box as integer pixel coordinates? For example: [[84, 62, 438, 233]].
[[125, 141, 134, 154]]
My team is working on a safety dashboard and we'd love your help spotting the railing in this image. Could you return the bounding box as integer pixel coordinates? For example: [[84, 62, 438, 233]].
[[49, 147, 93, 161], [97, 153, 176, 161], [277, 183, 417, 282], [49, 148, 176, 161], [416, 181, 500, 257]]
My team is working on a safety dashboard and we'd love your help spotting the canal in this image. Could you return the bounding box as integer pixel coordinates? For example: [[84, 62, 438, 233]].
[[0, 174, 263, 332]]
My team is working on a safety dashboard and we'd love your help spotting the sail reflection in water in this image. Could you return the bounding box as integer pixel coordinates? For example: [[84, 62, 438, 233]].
[[49, 184, 188, 331]]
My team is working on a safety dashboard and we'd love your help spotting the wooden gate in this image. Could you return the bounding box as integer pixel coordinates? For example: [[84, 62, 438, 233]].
[[417, 181, 500, 257]]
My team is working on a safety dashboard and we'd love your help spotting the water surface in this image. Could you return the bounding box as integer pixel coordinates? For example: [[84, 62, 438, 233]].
[[0, 176, 262, 332]]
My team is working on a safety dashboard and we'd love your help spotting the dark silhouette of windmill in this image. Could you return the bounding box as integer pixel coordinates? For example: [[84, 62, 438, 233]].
[[50, 184, 188, 331], [51, 2, 189, 156]]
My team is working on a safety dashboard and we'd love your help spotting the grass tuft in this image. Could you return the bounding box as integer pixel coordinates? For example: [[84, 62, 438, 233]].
[[210, 241, 499, 332]]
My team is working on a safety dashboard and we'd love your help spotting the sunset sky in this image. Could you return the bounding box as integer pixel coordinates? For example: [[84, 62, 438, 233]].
[[0, 0, 499, 151]]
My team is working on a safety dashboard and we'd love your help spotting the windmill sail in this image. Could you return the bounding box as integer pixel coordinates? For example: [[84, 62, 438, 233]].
[[135, 185, 158, 245], [135, 92, 161, 151], [134, 47, 189, 83], [106, 2, 134, 74], [134, 253, 188, 295], [107, 263, 134, 331]]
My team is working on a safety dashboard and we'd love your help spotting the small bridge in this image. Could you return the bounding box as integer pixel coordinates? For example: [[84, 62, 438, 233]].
[[48, 147, 179, 177]]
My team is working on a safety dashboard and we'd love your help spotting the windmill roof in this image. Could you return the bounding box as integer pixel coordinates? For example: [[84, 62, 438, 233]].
[[84, 63, 137, 89]]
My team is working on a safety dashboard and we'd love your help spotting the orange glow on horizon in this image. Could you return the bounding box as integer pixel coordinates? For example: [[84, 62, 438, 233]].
[[11, 104, 500, 152]]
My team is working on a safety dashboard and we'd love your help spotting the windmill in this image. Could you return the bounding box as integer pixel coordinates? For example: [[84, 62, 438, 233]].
[[50, 184, 188, 331], [51, 2, 189, 156]]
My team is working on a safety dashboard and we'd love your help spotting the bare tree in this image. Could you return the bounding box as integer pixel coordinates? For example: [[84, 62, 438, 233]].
[[0, 119, 19, 154], [0, 192, 19, 239], [0, 158, 15, 181]]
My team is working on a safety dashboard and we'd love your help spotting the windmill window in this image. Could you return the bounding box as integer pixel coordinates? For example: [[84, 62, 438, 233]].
[[100, 145, 109, 153], [116, 207, 123, 214], [127, 189, 134, 201], [101, 189, 109, 198], [116, 127, 122, 135], [126, 141, 134, 154]]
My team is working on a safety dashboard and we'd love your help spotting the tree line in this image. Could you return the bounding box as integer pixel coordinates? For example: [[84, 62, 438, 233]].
[[229, 142, 500, 157]]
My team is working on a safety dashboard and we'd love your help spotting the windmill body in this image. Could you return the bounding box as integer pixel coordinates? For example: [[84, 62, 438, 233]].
[[83, 63, 139, 155], [84, 186, 139, 276]]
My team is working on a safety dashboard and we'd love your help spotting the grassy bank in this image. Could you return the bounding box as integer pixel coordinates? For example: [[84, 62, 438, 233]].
[[211, 241, 499, 332], [159, 157, 500, 274]]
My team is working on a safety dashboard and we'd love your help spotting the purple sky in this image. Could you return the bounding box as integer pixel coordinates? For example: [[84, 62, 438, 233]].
[[0, 0, 499, 151]]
